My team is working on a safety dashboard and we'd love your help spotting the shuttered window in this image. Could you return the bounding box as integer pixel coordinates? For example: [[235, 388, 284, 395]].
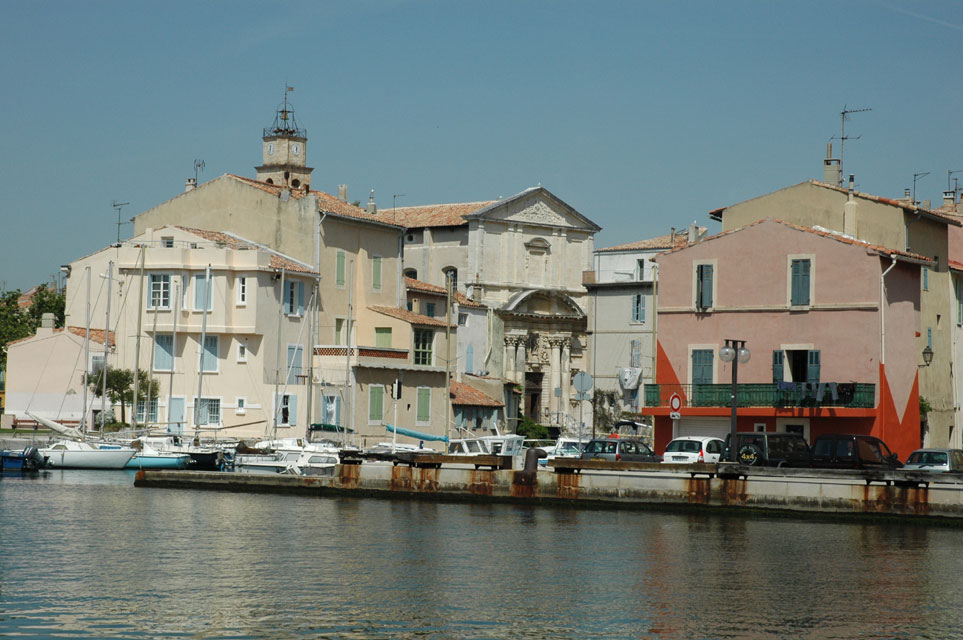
[[691, 349, 713, 385], [791, 259, 811, 306], [416, 387, 431, 424], [806, 350, 821, 385], [696, 264, 713, 310], [336, 251, 346, 287], [369, 385, 384, 422], [772, 350, 784, 382], [154, 334, 174, 372]]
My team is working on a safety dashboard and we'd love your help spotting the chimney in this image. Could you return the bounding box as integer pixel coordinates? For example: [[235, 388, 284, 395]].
[[944, 190, 956, 210], [922, 199, 931, 211], [366, 189, 377, 214], [37, 312, 55, 337], [904, 188, 912, 203], [844, 174, 857, 236], [185, 178, 197, 192], [338, 184, 348, 202], [823, 143, 841, 185], [688, 220, 698, 244]]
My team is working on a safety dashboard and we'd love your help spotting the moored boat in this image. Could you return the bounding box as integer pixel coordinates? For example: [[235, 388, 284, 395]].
[[1, 447, 49, 473], [40, 439, 136, 470]]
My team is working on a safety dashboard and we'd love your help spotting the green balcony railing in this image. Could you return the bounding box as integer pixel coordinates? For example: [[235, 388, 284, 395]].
[[644, 382, 875, 409]]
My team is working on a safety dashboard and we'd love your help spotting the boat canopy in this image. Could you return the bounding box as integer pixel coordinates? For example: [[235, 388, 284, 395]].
[[385, 424, 449, 443]]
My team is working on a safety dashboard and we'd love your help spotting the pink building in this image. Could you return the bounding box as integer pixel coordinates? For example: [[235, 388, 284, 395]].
[[648, 218, 933, 459]]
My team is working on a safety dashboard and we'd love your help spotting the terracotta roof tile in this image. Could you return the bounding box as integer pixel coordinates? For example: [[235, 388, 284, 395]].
[[8, 326, 113, 348], [598, 229, 704, 252], [450, 380, 504, 407], [369, 305, 454, 327], [404, 277, 485, 308], [381, 201, 495, 228], [174, 226, 318, 274], [17, 285, 50, 309]]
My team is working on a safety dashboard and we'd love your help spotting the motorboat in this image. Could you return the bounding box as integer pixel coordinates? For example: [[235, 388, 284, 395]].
[[40, 439, 136, 470], [234, 439, 342, 474], [1, 447, 49, 472], [280, 450, 339, 476]]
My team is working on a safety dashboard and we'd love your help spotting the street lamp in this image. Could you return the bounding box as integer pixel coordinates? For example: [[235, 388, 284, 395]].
[[922, 345, 934, 367], [719, 339, 750, 462]]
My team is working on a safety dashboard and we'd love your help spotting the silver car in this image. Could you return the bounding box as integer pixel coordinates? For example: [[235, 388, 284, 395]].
[[903, 448, 963, 473], [661, 436, 725, 464]]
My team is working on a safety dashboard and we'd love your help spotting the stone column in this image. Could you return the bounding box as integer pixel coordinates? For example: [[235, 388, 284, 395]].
[[516, 337, 527, 421], [504, 337, 517, 383], [561, 337, 571, 427], [549, 337, 562, 421]]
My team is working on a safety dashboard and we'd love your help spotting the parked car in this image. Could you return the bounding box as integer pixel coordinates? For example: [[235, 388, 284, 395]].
[[580, 437, 662, 463], [661, 436, 725, 464], [810, 434, 902, 470], [723, 432, 812, 467], [903, 448, 963, 473]]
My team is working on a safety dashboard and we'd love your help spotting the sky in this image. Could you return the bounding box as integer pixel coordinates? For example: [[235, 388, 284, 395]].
[[1, 0, 961, 292]]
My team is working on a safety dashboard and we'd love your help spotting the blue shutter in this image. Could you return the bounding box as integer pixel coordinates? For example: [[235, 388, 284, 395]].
[[288, 395, 297, 426], [297, 282, 305, 315], [202, 336, 217, 372], [155, 334, 173, 371], [692, 350, 713, 384], [194, 275, 205, 310], [807, 350, 821, 385], [466, 345, 474, 374], [772, 350, 784, 382], [697, 265, 713, 310], [791, 260, 811, 306]]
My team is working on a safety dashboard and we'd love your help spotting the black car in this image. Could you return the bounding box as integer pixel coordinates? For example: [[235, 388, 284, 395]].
[[580, 438, 662, 463], [723, 432, 812, 467], [810, 434, 902, 470]]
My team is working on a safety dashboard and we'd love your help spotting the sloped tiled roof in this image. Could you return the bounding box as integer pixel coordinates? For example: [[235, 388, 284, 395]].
[[226, 174, 405, 229], [8, 326, 113, 348], [658, 218, 936, 265], [710, 179, 962, 227], [404, 277, 486, 308], [598, 229, 705, 252], [17, 285, 50, 309], [369, 305, 455, 327], [450, 380, 503, 407], [383, 201, 496, 228], [174, 226, 318, 274]]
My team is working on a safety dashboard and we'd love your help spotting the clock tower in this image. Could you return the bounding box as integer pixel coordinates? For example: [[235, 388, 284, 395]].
[[256, 89, 314, 190]]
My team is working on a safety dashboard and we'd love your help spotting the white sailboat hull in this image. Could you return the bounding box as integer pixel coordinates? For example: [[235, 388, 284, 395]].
[[40, 441, 136, 470]]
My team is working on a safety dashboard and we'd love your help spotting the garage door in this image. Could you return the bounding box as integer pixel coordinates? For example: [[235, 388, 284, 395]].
[[676, 418, 730, 440]]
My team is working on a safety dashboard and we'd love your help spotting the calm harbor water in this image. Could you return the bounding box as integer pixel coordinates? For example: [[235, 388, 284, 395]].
[[2, 470, 962, 639]]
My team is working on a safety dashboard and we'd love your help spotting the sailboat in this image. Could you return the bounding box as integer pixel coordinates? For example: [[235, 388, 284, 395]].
[[34, 412, 136, 470]]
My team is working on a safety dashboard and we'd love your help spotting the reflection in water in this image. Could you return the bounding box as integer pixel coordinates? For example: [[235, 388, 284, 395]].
[[2, 472, 962, 639]]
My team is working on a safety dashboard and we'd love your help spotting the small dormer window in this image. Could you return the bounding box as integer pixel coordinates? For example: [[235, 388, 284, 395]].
[[161, 237, 174, 248]]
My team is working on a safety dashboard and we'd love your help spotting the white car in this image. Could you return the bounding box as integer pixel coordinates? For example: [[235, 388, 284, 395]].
[[661, 436, 725, 464]]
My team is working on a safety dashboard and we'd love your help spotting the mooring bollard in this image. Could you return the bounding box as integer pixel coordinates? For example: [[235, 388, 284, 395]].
[[524, 447, 548, 472]]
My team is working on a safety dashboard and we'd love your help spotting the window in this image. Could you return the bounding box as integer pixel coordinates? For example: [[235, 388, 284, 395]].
[[631, 293, 645, 322], [923, 267, 929, 291], [772, 350, 784, 382], [466, 345, 474, 374], [691, 350, 713, 385], [335, 318, 345, 345], [200, 335, 218, 372], [406, 301, 413, 312], [284, 281, 304, 316], [443, 267, 458, 292], [790, 259, 811, 306], [276, 393, 297, 426], [416, 387, 431, 425], [161, 236, 174, 248], [425, 302, 436, 317], [369, 385, 384, 423], [91, 353, 106, 377], [458, 313, 468, 326], [286, 345, 303, 385], [336, 251, 346, 287], [136, 398, 158, 423], [237, 342, 247, 363], [195, 398, 221, 426], [413, 329, 433, 365], [372, 256, 382, 291], [375, 328, 392, 348], [956, 279, 963, 326], [237, 276, 248, 305], [637, 259, 645, 280], [154, 334, 174, 372], [403, 268, 417, 279], [148, 274, 171, 310], [193, 274, 213, 311], [696, 264, 713, 311], [236, 397, 246, 415]]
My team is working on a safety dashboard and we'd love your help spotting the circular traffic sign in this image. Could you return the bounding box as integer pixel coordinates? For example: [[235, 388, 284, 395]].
[[669, 393, 682, 412], [573, 371, 594, 393]]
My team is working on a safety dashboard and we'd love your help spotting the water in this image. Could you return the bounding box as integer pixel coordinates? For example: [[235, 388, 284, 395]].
[[2, 470, 963, 639]]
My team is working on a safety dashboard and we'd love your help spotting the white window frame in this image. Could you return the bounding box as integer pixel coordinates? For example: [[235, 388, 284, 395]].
[[193, 273, 214, 312], [193, 396, 222, 427], [236, 275, 248, 306], [236, 397, 246, 415], [276, 393, 295, 427], [631, 293, 645, 323], [147, 273, 172, 310], [237, 341, 247, 363], [334, 317, 345, 345], [161, 236, 174, 248]]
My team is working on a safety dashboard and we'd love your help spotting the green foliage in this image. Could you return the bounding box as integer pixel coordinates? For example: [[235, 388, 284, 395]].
[[515, 416, 549, 439], [0, 284, 66, 370], [27, 286, 66, 328], [920, 396, 932, 422], [88, 367, 160, 426], [591, 388, 620, 434]]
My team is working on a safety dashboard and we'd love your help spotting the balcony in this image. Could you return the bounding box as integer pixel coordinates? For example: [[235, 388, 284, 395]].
[[644, 382, 875, 409]]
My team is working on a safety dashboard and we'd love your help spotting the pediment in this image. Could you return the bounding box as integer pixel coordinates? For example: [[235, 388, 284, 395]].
[[502, 289, 585, 318], [466, 187, 601, 232]]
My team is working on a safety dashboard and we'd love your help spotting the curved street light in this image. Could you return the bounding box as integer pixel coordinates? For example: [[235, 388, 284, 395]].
[[719, 339, 750, 461]]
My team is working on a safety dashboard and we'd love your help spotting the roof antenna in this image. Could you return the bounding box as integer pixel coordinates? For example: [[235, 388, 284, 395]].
[[194, 159, 205, 184], [948, 169, 963, 198], [913, 171, 930, 206], [112, 200, 130, 244], [830, 105, 872, 186]]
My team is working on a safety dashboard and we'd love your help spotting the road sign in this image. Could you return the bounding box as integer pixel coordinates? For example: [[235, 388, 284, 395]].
[[669, 393, 682, 413], [574, 372, 594, 393], [669, 411, 681, 420]]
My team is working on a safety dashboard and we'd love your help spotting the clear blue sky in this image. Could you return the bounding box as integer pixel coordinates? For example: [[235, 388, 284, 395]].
[[2, 0, 961, 292]]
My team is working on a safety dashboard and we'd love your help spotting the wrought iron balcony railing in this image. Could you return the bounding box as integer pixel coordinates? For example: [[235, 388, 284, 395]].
[[644, 382, 875, 409]]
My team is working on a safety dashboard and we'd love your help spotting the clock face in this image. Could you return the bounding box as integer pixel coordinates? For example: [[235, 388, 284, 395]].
[[292, 144, 301, 155], [267, 143, 274, 155]]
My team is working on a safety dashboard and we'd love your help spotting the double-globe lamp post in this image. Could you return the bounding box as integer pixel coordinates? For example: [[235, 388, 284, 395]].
[[719, 339, 751, 462]]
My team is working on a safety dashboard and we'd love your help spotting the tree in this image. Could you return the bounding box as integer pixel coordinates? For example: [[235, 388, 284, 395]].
[[27, 285, 66, 328], [591, 389, 620, 436], [88, 367, 160, 426], [0, 289, 32, 370]]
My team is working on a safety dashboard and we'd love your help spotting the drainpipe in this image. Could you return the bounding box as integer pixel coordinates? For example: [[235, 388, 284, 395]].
[[880, 254, 898, 366]]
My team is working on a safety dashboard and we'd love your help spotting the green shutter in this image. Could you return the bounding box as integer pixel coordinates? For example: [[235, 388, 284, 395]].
[[791, 259, 811, 306], [369, 385, 384, 421], [692, 349, 713, 385], [697, 265, 713, 310], [336, 251, 346, 286], [417, 388, 431, 422], [375, 328, 392, 348], [772, 350, 784, 382], [807, 350, 821, 385]]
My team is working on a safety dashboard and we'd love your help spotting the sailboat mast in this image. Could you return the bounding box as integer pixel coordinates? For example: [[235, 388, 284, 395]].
[[304, 280, 317, 440], [101, 261, 113, 433], [82, 266, 91, 436], [273, 267, 286, 442], [193, 264, 211, 442], [132, 247, 146, 430], [167, 281, 179, 435]]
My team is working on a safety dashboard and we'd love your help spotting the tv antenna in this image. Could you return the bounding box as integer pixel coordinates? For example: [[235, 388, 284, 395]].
[[913, 171, 930, 206], [948, 169, 963, 197], [112, 200, 130, 244], [830, 105, 872, 186], [194, 159, 205, 184]]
